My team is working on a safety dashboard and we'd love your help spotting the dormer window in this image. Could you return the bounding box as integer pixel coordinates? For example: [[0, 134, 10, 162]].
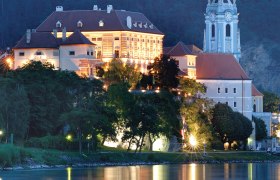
[[77, 20, 83, 28], [56, 21, 62, 28], [99, 20, 104, 27]]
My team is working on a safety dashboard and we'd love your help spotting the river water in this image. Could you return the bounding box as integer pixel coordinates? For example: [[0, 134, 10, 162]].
[[0, 163, 279, 180]]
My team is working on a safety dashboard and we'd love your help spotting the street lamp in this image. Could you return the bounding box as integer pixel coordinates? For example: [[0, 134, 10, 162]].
[[189, 134, 197, 149], [66, 134, 72, 142], [0, 130, 3, 143], [203, 141, 207, 156]]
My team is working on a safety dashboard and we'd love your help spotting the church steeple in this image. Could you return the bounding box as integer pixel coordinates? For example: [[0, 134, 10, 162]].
[[204, 0, 241, 61]]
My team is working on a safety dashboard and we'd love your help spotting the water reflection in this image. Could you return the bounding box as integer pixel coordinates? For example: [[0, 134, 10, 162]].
[[1, 163, 280, 180]]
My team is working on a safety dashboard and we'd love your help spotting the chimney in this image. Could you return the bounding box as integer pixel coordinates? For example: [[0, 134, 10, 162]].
[[26, 29, 31, 44], [107, 5, 113, 13], [93, 5, 98, 11], [56, 6, 63, 12], [53, 29, 58, 38], [62, 27, 67, 41]]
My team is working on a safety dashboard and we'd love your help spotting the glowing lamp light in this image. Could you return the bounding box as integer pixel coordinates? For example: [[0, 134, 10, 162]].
[[0, 130, 3, 136], [189, 134, 197, 148], [86, 134, 92, 140], [66, 135, 72, 141]]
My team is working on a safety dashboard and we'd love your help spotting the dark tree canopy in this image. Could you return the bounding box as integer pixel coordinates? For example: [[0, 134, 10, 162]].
[[253, 116, 267, 141], [149, 54, 180, 90], [211, 103, 253, 147], [263, 91, 280, 113]]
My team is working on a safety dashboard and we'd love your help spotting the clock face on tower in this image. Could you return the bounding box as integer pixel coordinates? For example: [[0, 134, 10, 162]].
[[225, 12, 232, 22]]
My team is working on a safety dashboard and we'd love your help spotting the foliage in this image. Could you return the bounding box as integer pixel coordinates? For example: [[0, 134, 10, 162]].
[[211, 103, 253, 148], [140, 74, 154, 89], [263, 91, 280, 113], [96, 66, 105, 78], [181, 98, 214, 147], [0, 58, 11, 76], [253, 117, 267, 141], [149, 54, 180, 90], [107, 83, 181, 152], [6, 61, 96, 137], [104, 59, 142, 89], [0, 78, 29, 142], [180, 78, 206, 95], [25, 135, 70, 150], [59, 78, 118, 153], [0, 145, 28, 168]]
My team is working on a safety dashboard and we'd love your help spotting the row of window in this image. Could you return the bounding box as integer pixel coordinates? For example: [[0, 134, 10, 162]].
[[211, 24, 231, 38], [217, 88, 236, 94], [91, 37, 161, 43]]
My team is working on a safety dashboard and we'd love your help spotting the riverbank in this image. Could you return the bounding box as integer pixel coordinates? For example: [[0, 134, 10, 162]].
[[1, 144, 280, 170]]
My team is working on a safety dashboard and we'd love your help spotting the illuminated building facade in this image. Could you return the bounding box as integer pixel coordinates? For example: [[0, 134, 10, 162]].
[[13, 5, 164, 75]]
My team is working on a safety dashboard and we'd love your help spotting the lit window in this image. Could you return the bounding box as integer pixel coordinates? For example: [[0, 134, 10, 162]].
[[19, 52, 25, 56], [69, 51, 75, 56], [56, 21, 62, 28], [99, 20, 104, 27], [77, 20, 83, 28]]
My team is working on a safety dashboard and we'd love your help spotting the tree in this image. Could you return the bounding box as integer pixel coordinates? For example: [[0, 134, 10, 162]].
[[180, 78, 206, 96], [181, 98, 214, 148], [263, 91, 280, 113], [7, 61, 99, 137], [104, 59, 142, 89], [0, 78, 29, 142], [253, 116, 267, 141], [211, 104, 253, 149], [149, 54, 180, 90]]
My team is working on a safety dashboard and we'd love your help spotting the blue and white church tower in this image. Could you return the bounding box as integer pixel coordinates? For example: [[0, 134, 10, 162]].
[[203, 0, 241, 62]]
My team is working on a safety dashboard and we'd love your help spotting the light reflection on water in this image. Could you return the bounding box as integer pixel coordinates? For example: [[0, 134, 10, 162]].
[[0, 163, 280, 180]]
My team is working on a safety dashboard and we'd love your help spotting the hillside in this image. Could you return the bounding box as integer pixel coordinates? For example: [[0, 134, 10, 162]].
[[0, 0, 279, 94]]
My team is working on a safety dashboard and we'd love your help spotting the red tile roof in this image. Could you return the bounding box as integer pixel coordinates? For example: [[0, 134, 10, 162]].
[[61, 30, 95, 46], [36, 10, 163, 35], [196, 53, 250, 80], [252, 84, 263, 96], [164, 42, 202, 56]]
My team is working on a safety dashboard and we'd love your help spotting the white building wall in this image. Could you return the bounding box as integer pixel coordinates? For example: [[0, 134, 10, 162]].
[[14, 48, 59, 69], [172, 55, 196, 78], [253, 96, 263, 113], [59, 44, 95, 71], [197, 79, 253, 120]]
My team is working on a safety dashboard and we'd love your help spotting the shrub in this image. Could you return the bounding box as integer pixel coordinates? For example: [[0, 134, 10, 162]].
[[0, 144, 27, 168], [25, 135, 70, 150]]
